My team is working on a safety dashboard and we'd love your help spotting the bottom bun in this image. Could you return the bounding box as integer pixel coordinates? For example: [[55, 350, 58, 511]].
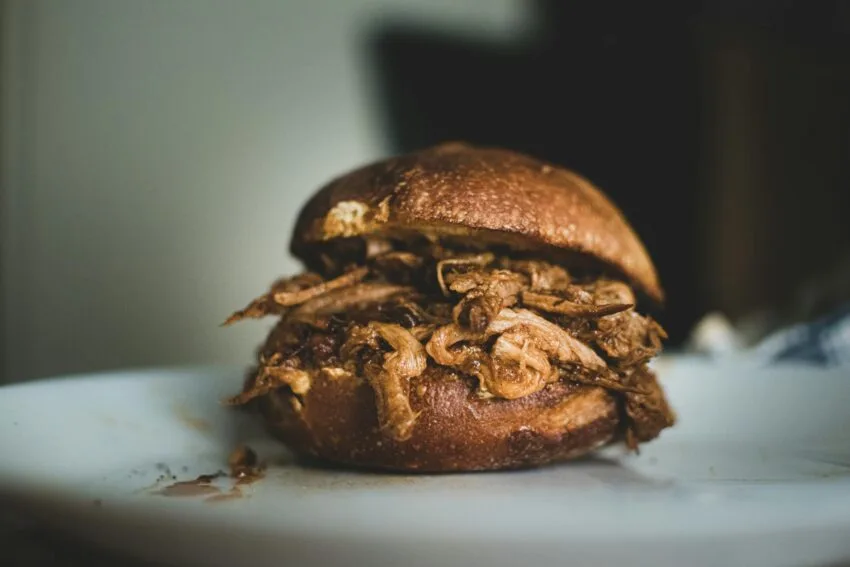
[[256, 366, 621, 473]]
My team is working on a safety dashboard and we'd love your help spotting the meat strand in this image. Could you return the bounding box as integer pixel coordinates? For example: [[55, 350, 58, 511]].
[[576, 279, 636, 306], [448, 270, 527, 332], [500, 259, 571, 291], [224, 366, 311, 405], [287, 283, 414, 328], [272, 266, 368, 306], [222, 273, 324, 325], [426, 308, 608, 399], [345, 322, 427, 441], [521, 290, 633, 317], [371, 251, 424, 271], [424, 323, 479, 367], [488, 329, 558, 398], [487, 308, 608, 371], [436, 253, 495, 296], [623, 368, 677, 449], [595, 311, 666, 368], [424, 324, 498, 396]]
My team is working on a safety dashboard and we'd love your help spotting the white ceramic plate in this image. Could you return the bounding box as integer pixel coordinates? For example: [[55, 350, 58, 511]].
[[1, 356, 849, 567]]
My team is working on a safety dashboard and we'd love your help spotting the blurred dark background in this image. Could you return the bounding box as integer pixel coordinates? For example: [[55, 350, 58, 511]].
[[3, 0, 850, 382], [370, 0, 850, 344]]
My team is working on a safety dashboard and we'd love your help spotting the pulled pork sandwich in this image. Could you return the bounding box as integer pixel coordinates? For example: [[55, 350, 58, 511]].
[[224, 142, 675, 472]]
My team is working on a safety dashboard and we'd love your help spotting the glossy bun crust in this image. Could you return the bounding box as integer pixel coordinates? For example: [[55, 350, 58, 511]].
[[256, 366, 621, 472], [291, 142, 663, 303]]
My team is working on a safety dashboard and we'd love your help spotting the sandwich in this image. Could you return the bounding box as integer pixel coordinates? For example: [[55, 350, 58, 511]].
[[223, 142, 675, 472]]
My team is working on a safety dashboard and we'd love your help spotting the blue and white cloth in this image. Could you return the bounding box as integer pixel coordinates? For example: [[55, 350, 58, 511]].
[[688, 303, 850, 367], [750, 303, 850, 366]]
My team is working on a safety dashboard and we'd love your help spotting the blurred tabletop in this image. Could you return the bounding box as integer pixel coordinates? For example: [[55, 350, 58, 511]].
[[0, 513, 157, 567]]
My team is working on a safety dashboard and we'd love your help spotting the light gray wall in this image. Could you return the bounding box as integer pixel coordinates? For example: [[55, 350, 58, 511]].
[[1, 0, 530, 383]]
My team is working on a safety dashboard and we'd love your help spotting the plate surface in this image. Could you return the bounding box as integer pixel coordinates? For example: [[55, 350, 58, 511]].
[[1, 356, 850, 567]]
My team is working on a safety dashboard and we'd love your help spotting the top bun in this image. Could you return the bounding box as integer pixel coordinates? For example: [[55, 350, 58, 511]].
[[290, 142, 662, 304]]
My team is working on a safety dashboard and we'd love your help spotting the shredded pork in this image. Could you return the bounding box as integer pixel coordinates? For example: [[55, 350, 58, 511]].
[[226, 241, 674, 447], [343, 322, 427, 441], [273, 266, 368, 306], [224, 365, 311, 406]]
